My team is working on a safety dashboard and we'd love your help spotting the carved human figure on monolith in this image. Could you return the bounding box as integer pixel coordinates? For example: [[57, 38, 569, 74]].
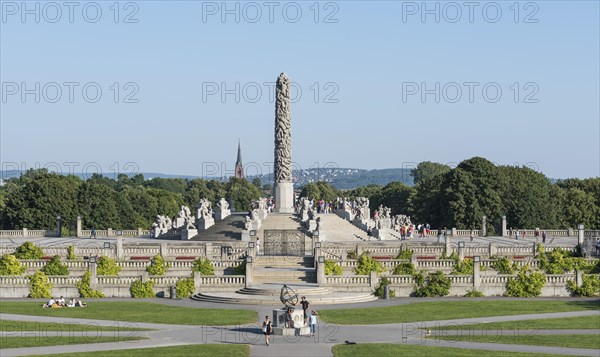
[[273, 73, 294, 213]]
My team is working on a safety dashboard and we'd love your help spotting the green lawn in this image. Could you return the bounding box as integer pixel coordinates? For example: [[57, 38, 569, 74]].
[[1, 319, 151, 332], [433, 334, 600, 350], [332, 343, 567, 357], [0, 302, 256, 326], [320, 300, 599, 325], [430, 315, 600, 330], [28, 344, 250, 357], [1, 336, 145, 349]]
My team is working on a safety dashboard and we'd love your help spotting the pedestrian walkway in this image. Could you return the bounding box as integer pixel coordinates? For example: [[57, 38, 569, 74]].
[[1, 309, 598, 356]]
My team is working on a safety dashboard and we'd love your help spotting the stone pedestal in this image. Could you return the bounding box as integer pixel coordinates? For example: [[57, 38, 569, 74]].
[[172, 217, 185, 229], [372, 228, 390, 240], [300, 210, 309, 222], [181, 229, 198, 240], [272, 308, 310, 336], [241, 230, 251, 242], [502, 216, 507, 237], [352, 218, 369, 231], [76, 216, 82, 238], [274, 182, 294, 213], [251, 220, 261, 231], [257, 209, 268, 221], [307, 220, 317, 231], [215, 209, 231, 221], [197, 218, 215, 230]]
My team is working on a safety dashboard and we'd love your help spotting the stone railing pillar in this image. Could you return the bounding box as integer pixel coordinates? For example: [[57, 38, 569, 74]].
[[445, 235, 452, 258], [458, 245, 464, 261], [245, 257, 254, 288], [316, 257, 325, 286], [89, 261, 98, 287], [56, 216, 62, 237], [473, 258, 481, 289], [160, 242, 168, 258], [76, 216, 82, 237], [501, 216, 507, 237], [22, 228, 28, 237], [578, 224, 584, 245], [575, 270, 583, 288], [116, 237, 123, 260], [369, 271, 378, 289], [314, 244, 321, 268], [532, 242, 538, 258], [141, 271, 149, 283], [107, 228, 113, 237], [489, 242, 497, 257], [194, 271, 201, 292], [482, 216, 487, 237], [137, 228, 143, 237]]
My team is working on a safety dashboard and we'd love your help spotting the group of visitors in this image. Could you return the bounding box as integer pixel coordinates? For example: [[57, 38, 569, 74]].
[[42, 296, 87, 308], [261, 296, 319, 345], [397, 223, 430, 240], [509, 228, 547, 243]]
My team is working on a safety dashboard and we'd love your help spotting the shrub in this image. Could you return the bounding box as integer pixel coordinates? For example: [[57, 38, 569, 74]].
[[28, 270, 52, 298], [176, 276, 196, 298], [491, 257, 516, 274], [146, 255, 169, 276], [354, 252, 385, 275], [452, 258, 474, 275], [60, 226, 71, 237], [395, 249, 413, 260], [14, 242, 43, 260], [413, 271, 451, 297], [41, 255, 69, 276], [67, 246, 76, 260], [346, 250, 357, 259], [96, 256, 121, 276], [538, 247, 576, 274], [392, 262, 416, 275], [130, 279, 155, 298], [464, 289, 484, 297], [0, 254, 26, 275], [324, 260, 343, 275], [374, 277, 396, 298], [505, 265, 545, 297], [567, 274, 600, 297], [76, 270, 105, 298], [233, 258, 246, 275], [192, 257, 214, 275]]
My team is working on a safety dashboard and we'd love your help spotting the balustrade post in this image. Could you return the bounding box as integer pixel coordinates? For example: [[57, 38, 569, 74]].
[[473, 257, 481, 289], [194, 271, 201, 292], [76, 216, 82, 238], [245, 256, 253, 288], [22, 228, 28, 237], [369, 271, 378, 289]]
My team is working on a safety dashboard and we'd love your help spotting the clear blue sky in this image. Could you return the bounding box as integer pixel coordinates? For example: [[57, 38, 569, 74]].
[[1, 1, 599, 179]]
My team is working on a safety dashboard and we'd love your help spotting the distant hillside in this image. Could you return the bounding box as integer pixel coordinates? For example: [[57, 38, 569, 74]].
[[249, 168, 414, 189], [1, 168, 413, 189]]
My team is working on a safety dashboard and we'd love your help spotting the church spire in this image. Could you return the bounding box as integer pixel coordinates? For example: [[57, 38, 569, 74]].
[[235, 139, 244, 179]]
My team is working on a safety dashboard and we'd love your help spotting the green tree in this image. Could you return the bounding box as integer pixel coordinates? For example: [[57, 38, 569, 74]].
[[354, 252, 385, 275], [413, 271, 451, 297], [28, 270, 52, 298], [77, 182, 120, 229], [192, 257, 214, 275], [561, 188, 599, 229], [505, 265, 545, 297], [76, 270, 105, 298], [41, 255, 69, 275], [226, 177, 261, 211], [376, 182, 414, 215], [96, 256, 121, 276], [0, 254, 26, 275], [130, 279, 155, 298], [411, 161, 451, 185], [146, 255, 169, 276], [14, 241, 44, 260]]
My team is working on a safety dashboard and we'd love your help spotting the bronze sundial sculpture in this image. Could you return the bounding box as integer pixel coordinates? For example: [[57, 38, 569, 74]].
[[279, 284, 299, 307]]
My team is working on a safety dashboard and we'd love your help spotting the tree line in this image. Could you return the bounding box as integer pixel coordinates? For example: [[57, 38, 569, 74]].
[[0, 170, 261, 231], [1, 157, 598, 232], [301, 157, 599, 232]]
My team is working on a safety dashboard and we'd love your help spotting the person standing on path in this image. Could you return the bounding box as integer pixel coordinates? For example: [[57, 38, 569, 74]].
[[300, 296, 310, 325], [90, 227, 96, 239], [262, 315, 272, 346], [309, 310, 318, 337], [542, 231, 547, 243]]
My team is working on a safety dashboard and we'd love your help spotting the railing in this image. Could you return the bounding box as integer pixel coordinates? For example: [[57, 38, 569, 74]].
[[0, 276, 29, 285], [198, 276, 245, 285], [47, 276, 82, 285], [325, 275, 370, 285]]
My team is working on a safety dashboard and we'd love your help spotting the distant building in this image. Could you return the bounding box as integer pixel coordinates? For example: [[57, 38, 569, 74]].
[[234, 140, 244, 179]]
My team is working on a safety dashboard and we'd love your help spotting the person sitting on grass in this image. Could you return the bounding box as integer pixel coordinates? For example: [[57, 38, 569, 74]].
[[67, 298, 75, 307], [42, 297, 56, 308], [75, 299, 88, 307], [57, 296, 66, 306]]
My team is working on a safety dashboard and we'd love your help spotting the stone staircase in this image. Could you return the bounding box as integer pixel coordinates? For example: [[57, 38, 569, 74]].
[[315, 214, 370, 241], [254, 255, 316, 284], [191, 283, 377, 305]]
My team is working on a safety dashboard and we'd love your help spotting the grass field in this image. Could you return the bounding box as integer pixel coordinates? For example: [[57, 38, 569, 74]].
[[0, 336, 145, 349], [0, 319, 151, 332], [432, 334, 600, 349], [430, 314, 600, 330], [332, 343, 567, 357], [0, 302, 256, 326], [27, 344, 250, 356], [319, 300, 599, 325]]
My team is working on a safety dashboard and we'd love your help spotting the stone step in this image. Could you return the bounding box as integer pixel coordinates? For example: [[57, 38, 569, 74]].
[[237, 286, 331, 296], [191, 291, 377, 305]]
